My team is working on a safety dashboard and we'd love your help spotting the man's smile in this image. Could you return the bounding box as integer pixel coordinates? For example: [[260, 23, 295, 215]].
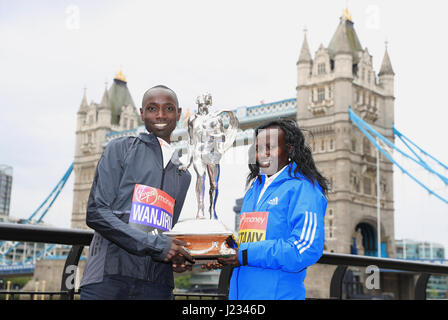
[[153, 123, 169, 129]]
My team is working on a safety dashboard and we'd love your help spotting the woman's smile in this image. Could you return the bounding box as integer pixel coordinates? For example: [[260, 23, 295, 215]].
[[258, 159, 271, 167]]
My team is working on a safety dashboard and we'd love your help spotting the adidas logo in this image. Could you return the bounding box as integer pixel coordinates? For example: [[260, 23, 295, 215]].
[[267, 197, 278, 205]]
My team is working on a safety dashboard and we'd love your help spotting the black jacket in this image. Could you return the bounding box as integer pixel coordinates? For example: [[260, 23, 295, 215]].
[[80, 132, 191, 289]]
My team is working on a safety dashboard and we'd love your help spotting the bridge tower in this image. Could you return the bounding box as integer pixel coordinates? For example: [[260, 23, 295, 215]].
[[296, 12, 396, 257], [71, 71, 141, 229]]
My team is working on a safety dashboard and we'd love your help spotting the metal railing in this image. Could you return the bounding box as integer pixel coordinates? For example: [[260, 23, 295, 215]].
[[0, 223, 92, 300], [1, 222, 448, 300], [0, 290, 73, 300]]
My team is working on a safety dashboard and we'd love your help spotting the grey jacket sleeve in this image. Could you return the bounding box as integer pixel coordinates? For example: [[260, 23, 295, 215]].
[[85, 138, 172, 259]]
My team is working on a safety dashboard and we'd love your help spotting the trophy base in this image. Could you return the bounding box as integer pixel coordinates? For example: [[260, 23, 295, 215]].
[[171, 234, 236, 260], [164, 218, 237, 263]]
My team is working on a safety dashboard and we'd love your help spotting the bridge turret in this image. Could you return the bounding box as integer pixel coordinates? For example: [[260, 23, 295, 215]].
[[97, 85, 112, 128], [378, 45, 395, 131], [297, 31, 313, 86], [76, 88, 88, 130], [378, 45, 395, 97], [331, 18, 355, 82]]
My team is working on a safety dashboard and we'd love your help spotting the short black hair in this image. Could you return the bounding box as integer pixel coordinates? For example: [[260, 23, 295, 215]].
[[141, 85, 179, 108]]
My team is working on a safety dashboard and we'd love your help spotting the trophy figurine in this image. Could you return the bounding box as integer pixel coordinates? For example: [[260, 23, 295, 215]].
[[164, 93, 239, 261]]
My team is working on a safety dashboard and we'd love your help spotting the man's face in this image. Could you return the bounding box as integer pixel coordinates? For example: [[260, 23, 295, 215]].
[[256, 128, 289, 177], [140, 88, 181, 143]]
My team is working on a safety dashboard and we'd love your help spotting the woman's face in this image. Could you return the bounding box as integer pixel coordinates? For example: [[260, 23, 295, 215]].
[[256, 127, 290, 177]]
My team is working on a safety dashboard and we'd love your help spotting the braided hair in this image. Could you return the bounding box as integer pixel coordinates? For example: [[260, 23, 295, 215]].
[[247, 118, 329, 196]]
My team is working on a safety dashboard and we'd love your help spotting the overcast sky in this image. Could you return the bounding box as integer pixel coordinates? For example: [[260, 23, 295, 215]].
[[1, 0, 447, 254]]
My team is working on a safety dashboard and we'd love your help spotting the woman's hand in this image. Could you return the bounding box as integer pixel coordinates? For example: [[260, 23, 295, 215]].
[[201, 261, 223, 270], [217, 249, 241, 267]]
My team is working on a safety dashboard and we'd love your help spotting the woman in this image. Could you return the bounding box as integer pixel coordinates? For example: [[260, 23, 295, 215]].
[[218, 119, 328, 300]]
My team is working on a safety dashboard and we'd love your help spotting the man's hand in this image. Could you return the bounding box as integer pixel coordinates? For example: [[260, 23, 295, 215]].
[[164, 239, 195, 264], [217, 249, 240, 267], [172, 258, 194, 273], [171, 253, 194, 273], [172, 263, 193, 273]]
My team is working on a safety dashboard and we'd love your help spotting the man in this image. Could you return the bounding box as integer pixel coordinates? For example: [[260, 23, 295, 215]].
[[80, 85, 194, 300]]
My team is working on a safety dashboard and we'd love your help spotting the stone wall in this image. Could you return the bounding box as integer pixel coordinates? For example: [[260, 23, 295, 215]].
[[304, 264, 337, 299], [23, 259, 86, 297]]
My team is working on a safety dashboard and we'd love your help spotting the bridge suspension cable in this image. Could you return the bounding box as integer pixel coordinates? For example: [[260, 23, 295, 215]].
[[349, 108, 448, 205], [23, 163, 74, 224], [0, 163, 74, 265]]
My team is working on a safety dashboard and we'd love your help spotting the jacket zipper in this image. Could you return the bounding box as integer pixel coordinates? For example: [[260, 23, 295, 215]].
[[160, 159, 173, 190], [160, 167, 166, 190], [157, 138, 169, 189], [147, 138, 171, 281]]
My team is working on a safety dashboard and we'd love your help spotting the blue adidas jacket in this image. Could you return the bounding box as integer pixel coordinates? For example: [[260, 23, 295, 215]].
[[229, 162, 327, 300]]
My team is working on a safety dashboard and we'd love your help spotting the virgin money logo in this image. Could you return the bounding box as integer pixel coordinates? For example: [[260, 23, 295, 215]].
[[135, 185, 157, 204]]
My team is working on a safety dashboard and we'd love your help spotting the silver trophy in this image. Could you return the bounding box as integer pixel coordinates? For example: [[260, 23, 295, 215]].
[[165, 93, 239, 260]]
